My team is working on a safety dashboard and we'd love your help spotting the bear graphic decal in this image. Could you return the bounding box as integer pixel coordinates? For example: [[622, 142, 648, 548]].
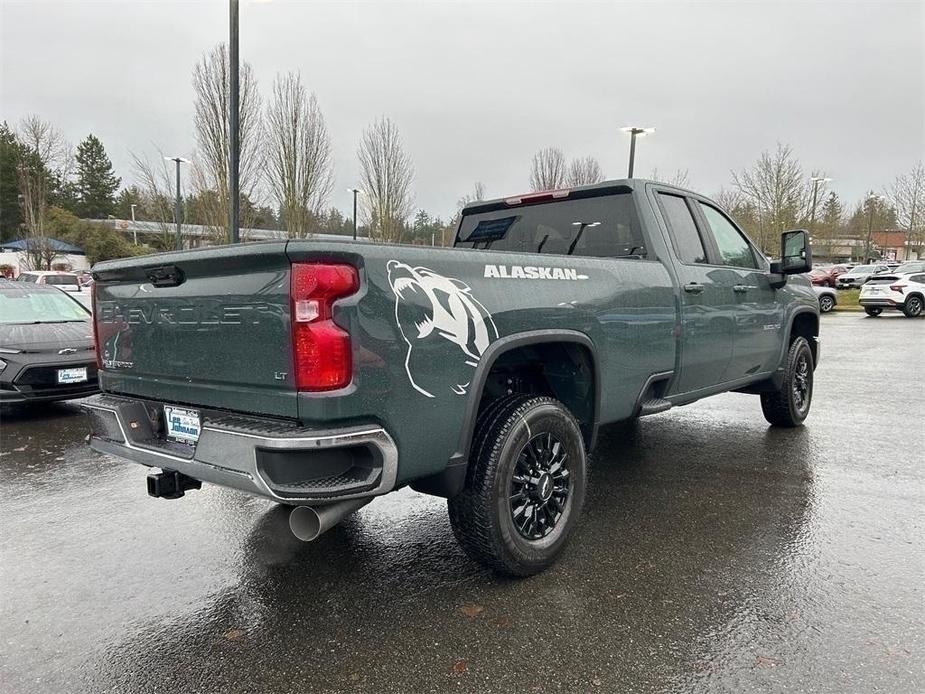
[[387, 260, 498, 398]]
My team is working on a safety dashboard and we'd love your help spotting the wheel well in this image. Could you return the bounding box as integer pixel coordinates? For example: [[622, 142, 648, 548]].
[[476, 342, 596, 447], [790, 312, 819, 365]]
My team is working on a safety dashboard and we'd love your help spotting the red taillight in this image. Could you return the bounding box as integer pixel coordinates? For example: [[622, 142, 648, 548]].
[[91, 281, 102, 369], [889, 284, 905, 293], [290, 263, 359, 391]]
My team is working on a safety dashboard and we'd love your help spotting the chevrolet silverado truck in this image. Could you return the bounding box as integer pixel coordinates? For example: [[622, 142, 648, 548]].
[[83, 180, 819, 576]]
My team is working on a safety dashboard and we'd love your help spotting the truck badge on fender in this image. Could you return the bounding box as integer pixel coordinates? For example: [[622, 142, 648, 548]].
[[387, 260, 498, 398]]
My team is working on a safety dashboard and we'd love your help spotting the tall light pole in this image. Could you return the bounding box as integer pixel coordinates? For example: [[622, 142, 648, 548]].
[[228, 0, 240, 244], [347, 188, 362, 240], [808, 176, 831, 234], [130, 204, 138, 245], [165, 157, 190, 251], [620, 126, 655, 178], [864, 193, 884, 263]]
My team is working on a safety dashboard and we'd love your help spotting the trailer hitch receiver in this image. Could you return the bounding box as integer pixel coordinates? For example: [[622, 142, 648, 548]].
[[147, 469, 202, 499]]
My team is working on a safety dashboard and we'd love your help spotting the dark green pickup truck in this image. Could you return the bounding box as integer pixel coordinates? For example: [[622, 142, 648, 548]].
[[84, 179, 819, 575]]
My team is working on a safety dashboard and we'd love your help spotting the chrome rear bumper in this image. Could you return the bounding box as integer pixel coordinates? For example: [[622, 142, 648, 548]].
[[83, 394, 398, 503]]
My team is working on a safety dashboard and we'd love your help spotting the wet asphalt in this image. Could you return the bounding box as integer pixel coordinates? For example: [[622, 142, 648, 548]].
[[1, 311, 923, 694]]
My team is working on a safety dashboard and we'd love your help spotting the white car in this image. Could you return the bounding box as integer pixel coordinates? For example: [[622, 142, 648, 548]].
[[814, 285, 837, 313], [859, 271, 925, 318], [835, 263, 892, 289], [16, 271, 83, 293]]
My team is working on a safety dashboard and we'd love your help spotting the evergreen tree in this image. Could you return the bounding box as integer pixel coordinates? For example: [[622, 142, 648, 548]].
[[819, 192, 844, 239], [0, 122, 24, 241], [75, 134, 120, 218]]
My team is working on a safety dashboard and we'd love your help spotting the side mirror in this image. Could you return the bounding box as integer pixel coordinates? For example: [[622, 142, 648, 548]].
[[770, 229, 812, 276]]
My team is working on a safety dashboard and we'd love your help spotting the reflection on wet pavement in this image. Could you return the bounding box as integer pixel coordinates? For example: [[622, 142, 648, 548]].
[[1, 312, 922, 693]]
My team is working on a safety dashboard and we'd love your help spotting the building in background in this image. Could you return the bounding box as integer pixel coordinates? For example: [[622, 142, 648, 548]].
[[0, 238, 89, 277]]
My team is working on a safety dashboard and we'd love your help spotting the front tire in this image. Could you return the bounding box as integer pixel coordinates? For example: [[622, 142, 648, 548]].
[[819, 295, 835, 313], [902, 295, 923, 318], [864, 307, 882, 317], [448, 395, 587, 576], [760, 336, 814, 427]]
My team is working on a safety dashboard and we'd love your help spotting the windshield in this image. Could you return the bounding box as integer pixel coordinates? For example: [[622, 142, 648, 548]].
[[455, 193, 646, 258], [0, 290, 90, 324], [895, 262, 924, 274], [851, 265, 874, 273]]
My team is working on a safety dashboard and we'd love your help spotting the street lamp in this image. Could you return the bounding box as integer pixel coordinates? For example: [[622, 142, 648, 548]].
[[347, 188, 364, 240], [864, 193, 885, 263], [808, 176, 831, 234], [620, 126, 655, 178], [164, 157, 191, 251]]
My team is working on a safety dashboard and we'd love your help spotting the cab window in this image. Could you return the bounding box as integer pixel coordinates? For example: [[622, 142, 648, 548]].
[[657, 193, 707, 264], [697, 202, 758, 269]]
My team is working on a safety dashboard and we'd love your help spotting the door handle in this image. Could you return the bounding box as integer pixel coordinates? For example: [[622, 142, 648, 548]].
[[684, 282, 704, 294], [733, 284, 755, 293]]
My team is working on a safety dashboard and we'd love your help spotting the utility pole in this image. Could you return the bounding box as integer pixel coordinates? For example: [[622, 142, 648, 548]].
[[228, 0, 240, 244], [347, 188, 361, 240], [620, 126, 655, 178], [808, 176, 831, 234], [165, 157, 190, 251], [130, 204, 137, 245]]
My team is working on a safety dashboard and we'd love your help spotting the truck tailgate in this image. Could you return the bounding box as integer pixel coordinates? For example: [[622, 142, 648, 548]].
[[93, 243, 297, 418]]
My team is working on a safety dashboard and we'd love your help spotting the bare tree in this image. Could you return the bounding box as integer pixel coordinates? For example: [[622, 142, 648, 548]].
[[456, 181, 486, 212], [888, 162, 925, 252], [15, 116, 70, 269], [529, 148, 567, 191], [191, 43, 264, 242], [650, 167, 690, 188], [132, 146, 185, 247], [17, 115, 66, 170], [567, 156, 604, 187], [357, 117, 415, 243], [731, 144, 808, 253], [265, 72, 333, 238]]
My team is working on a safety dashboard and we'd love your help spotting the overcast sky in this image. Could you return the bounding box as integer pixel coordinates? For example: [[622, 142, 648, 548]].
[[2, 0, 922, 220]]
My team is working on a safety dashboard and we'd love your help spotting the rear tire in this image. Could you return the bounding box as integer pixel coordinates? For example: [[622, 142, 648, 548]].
[[902, 295, 923, 318], [864, 307, 882, 317], [448, 395, 587, 576], [760, 336, 814, 427]]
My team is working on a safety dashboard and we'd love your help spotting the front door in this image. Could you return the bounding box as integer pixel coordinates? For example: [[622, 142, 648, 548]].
[[693, 201, 783, 379], [655, 192, 735, 393]]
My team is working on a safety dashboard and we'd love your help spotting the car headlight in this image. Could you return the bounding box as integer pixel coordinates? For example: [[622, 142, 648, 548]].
[[0, 358, 6, 374]]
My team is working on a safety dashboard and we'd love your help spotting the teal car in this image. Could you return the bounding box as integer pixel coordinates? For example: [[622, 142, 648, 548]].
[[83, 179, 819, 576]]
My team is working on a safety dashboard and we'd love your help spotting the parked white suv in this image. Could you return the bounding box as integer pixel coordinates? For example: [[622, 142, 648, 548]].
[[16, 271, 82, 293], [859, 272, 925, 318]]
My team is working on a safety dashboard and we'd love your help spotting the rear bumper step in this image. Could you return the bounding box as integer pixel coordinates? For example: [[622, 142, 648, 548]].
[[82, 394, 398, 502]]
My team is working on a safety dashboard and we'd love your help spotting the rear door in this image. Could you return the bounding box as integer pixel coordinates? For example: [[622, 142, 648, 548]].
[[655, 191, 734, 393], [93, 243, 297, 418]]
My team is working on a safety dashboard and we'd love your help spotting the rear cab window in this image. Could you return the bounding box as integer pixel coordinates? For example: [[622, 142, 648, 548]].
[[44, 275, 79, 287], [656, 193, 707, 264], [455, 193, 647, 259]]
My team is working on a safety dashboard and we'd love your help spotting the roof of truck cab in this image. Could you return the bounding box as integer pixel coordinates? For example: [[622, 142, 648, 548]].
[[460, 178, 698, 214]]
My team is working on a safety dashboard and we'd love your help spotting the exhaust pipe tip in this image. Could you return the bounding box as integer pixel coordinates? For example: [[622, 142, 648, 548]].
[[288, 498, 372, 542], [289, 505, 323, 542]]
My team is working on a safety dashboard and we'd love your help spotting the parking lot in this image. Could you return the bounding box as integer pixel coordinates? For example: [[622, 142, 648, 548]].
[[1, 311, 922, 693]]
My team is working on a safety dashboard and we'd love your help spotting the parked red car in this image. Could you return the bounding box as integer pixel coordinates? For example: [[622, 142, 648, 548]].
[[809, 265, 848, 287]]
